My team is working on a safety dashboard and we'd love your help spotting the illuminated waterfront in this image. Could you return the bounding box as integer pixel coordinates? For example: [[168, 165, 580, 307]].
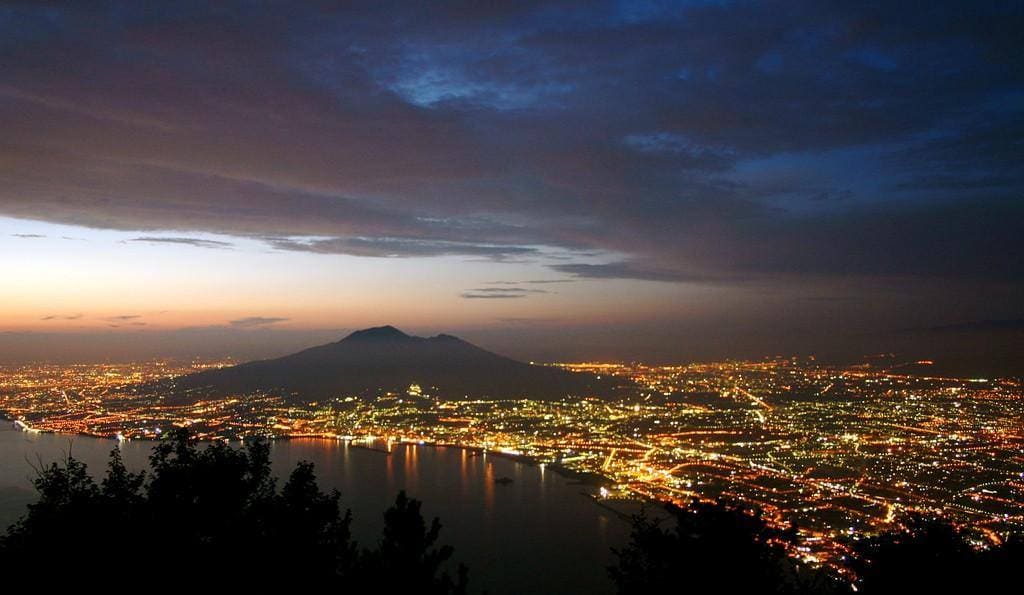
[[1, 358, 1022, 572]]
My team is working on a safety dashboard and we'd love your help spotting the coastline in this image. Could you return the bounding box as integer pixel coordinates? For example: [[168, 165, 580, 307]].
[[0, 420, 626, 510], [0, 419, 611, 481]]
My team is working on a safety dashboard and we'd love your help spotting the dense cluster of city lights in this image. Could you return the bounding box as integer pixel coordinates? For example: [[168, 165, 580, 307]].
[[1, 358, 1021, 569]]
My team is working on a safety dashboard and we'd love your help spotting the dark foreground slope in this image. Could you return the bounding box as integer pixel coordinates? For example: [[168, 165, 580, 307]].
[[172, 326, 620, 401], [0, 430, 468, 591]]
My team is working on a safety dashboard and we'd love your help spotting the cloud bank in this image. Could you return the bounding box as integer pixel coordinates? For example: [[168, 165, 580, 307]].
[[0, 0, 1020, 287]]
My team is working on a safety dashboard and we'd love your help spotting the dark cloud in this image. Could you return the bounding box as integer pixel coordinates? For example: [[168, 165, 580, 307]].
[[551, 262, 719, 283], [126, 237, 233, 249], [229, 316, 289, 328], [460, 287, 549, 299], [41, 314, 83, 321], [461, 293, 527, 299], [266, 237, 537, 259], [0, 0, 1020, 289], [101, 315, 142, 322], [904, 319, 1024, 333], [485, 279, 574, 285], [725, 196, 1024, 280]]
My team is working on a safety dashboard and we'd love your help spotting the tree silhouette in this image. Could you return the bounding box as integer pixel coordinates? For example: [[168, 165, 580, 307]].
[[976, 533, 1024, 589], [851, 515, 1024, 594], [612, 503, 1024, 595], [358, 490, 468, 594], [12, 430, 1019, 593], [0, 429, 468, 591], [851, 516, 972, 594], [609, 499, 835, 594]]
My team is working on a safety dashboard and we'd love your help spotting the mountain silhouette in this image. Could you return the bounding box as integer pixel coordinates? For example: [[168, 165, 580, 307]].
[[171, 326, 620, 401]]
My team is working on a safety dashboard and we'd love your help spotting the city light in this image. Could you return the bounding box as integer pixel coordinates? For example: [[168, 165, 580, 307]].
[[2, 356, 1021, 571]]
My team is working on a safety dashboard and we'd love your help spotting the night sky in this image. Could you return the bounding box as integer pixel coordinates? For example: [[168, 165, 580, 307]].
[[1, 1, 1021, 371]]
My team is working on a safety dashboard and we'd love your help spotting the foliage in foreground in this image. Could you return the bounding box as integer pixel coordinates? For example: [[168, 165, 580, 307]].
[[609, 499, 1024, 595], [0, 429, 467, 592], [8, 427, 1022, 594], [609, 499, 833, 594], [849, 516, 1023, 594]]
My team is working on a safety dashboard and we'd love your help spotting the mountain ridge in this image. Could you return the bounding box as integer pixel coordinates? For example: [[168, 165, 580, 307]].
[[170, 326, 621, 401]]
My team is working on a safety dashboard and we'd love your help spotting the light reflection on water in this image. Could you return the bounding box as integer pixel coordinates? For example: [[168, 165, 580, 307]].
[[0, 426, 632, 594]]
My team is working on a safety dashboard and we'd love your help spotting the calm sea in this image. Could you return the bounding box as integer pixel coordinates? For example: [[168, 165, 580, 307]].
[[0, 423, 631, 593]]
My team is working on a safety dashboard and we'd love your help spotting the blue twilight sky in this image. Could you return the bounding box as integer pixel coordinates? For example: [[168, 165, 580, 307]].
[[0, 1, 1021, 369]]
